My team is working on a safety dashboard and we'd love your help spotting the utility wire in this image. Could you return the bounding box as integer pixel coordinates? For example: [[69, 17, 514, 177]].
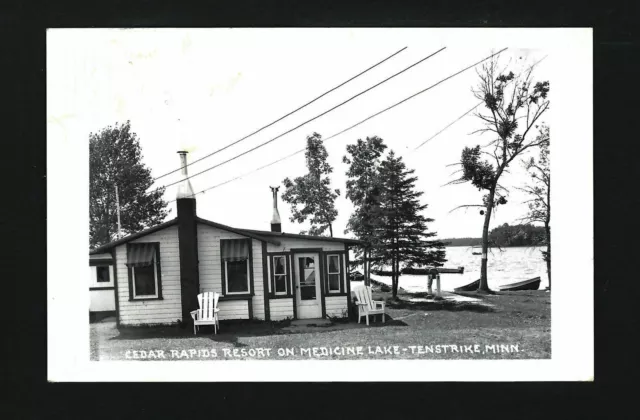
[[414, 102, 482, 150], [152, 47, 408, 182], [320, 48, 507, 143], [152, 46, 447, 192], [166, 149, 303, 203], [169, 48, 507, 202], [414, 53, 548, 151]]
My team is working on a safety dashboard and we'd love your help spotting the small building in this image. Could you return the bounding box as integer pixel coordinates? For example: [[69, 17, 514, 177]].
[[89, 151, 363, 327], [89, 253, 116, 316]]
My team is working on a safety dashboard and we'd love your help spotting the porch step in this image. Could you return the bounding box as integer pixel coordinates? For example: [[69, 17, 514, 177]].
[[290, 318, 332, 327]]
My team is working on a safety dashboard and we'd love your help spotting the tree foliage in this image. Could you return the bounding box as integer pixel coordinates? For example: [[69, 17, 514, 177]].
[[518, 124, 551, 288], [343, 136, 387, 265], [489, 223, 546, 247], [281, 132, 340, 236], [90, 121, 168, 248], [452, 56, 550, 292], [370, 151, 447, 297]]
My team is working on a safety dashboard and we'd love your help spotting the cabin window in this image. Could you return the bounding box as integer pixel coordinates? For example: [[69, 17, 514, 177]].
[[133, 262, 158, 297], [273, 256, 288, 295], [126, 242, 162, 300], [221, 239, 252, 295], [224, 260, 250, 294], [96, 266, 110, 283], [327, 254, 341, 293]]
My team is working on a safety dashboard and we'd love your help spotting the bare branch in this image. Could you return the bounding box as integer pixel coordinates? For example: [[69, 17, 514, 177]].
[[448, 204, 485, 214], [441, 179, 468, 187]]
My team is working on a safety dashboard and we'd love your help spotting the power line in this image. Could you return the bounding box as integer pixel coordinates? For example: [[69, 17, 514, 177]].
[[152, 46, 408, 182], [166, 149, 303, 204], [169, 48, 508, 201], [152, 46, 447, 192], [414, 102, 482, 150], [320, 48, 508, 143], [414, 53, 548, 150]]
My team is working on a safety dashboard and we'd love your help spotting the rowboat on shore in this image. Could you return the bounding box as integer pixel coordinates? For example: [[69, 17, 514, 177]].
[[498, 276, 541, 291], [453, 279, 480, 292]]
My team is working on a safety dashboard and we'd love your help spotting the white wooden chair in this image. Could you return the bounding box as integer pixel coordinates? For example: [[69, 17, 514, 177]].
[[354, 286, 386, 325], [190, 292, 220, 335]]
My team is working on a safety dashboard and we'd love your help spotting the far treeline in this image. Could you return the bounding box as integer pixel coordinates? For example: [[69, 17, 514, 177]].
[[442, 223, 546, 248]]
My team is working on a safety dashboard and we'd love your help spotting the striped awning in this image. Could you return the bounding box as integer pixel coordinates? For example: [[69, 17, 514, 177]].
[[221, 239, 250, 262], [126, 243, 156, 267]]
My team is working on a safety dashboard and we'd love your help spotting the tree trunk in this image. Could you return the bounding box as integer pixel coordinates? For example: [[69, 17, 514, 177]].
[[364, 248, 369, 287], [393, 251, 400, 297], [546, 174, 551, 291], [391, 254, 398, 298], [328, 223, 333, 237], [545, 222, 551, 290], [478, 186, 497, 292]]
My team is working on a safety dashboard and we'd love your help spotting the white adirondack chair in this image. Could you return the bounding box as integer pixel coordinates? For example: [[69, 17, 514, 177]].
[[354, 286, 386, 326], [190, 292, 220, 335]]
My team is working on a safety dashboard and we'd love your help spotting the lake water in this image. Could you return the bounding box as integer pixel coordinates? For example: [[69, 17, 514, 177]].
[[353, 246, 549, 293]]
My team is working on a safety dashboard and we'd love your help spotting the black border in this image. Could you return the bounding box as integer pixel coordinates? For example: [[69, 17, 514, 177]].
[[8, 0, 639, 417]]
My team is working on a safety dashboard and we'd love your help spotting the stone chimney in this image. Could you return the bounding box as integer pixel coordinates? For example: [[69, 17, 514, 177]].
[[176, 151, 199, 324], [270, 186, 281, 232]]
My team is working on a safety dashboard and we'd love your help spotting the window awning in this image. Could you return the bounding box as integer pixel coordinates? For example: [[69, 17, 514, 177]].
[[221, 239, 250, 262], [126, 243, 156, 267]]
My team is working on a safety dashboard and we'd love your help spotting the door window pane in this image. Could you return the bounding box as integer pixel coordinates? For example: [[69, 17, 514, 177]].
[[299, 257, 316, 300]]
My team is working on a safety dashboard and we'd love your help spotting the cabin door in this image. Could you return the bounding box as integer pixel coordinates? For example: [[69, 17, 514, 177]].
[[293, 253, 322, 319]]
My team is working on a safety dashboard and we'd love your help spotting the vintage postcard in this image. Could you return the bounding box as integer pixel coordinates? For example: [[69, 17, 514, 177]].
[[47, 28, 593, 381]]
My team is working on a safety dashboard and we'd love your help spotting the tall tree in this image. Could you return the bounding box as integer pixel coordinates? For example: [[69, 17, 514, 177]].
[[451, 57, 550, 292], [518, 125, 551, 289], [374, 151, 447, 297], [281, 132, 340, 236], [343, 136, 387, 270], [90, 121, 168, 248]]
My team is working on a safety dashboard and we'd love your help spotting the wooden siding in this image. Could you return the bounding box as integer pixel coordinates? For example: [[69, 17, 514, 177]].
[[325, 295, 349, 318], [269, 298, 294, 320], [218, 300, 250, 320], [90, 289, 116, 312], [197, 224, 265, 320], [115, 225, 182, 326], [266, 237, 345, 253]]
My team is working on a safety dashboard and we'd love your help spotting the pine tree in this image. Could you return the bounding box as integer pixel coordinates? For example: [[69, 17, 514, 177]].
[[374, 151, 447, 297], [281, 132, 340, 236], [90, 121, 169, 248]]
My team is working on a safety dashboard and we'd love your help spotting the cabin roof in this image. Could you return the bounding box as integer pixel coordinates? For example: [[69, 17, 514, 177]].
[[233, 228, 365, 245], [89, 217, 365, 255], [89, 217, 282, 255]]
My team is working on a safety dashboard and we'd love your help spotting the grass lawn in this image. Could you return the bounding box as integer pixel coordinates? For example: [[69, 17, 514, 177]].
[[90, 286, 550, 361]]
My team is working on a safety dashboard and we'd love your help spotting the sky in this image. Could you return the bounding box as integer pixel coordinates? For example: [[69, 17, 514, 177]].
[[48, 28, 554, 239]]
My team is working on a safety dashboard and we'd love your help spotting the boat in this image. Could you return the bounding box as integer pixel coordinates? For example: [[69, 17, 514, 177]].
[[498, 276, 541, 291], [453, 279, 480, 292], [471, 246, 482, 255]]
